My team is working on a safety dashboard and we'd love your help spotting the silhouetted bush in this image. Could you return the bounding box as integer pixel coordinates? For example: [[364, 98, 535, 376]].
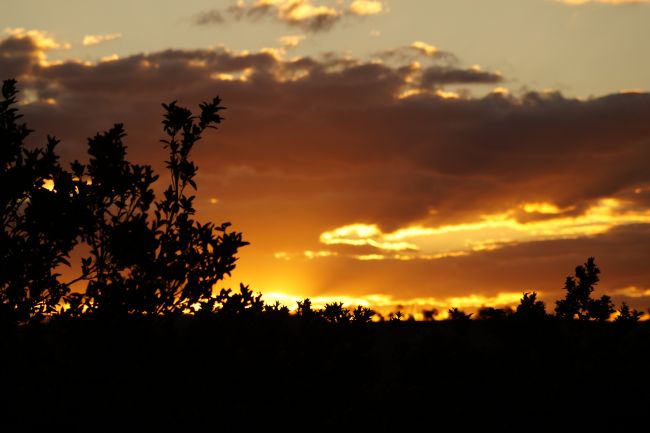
[[477, 306, 512, 320], [515, 291, 547, 320], [422, 308, 438, 321], [616, 302, 644, 323], [1, 79, 83, 323], [448, 307, 473, 321], [555, 257, 615, 321], [1, 79, 247, 322]]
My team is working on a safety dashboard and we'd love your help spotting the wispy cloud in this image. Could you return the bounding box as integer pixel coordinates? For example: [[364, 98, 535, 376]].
[[82, 32, 122, 46], [195, 0, 386, 32], [278, 34, 306, 48]]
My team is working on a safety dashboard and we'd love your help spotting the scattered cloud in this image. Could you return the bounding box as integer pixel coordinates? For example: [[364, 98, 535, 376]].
[[378, 41, 457, 64], [348, 0, 384, 15], [614, 286, 650, 298], [410, 41, 440, 57], [82, 32, 122, 47], [420, 65, 502, 87], [3, 27, 70, 50], [195, 0, 387, 32], [194, 9, 225, 24], [278, 34, 306, 48]]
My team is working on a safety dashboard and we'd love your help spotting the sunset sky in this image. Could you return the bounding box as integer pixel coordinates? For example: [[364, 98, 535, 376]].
[[2, 0, 650, 316]]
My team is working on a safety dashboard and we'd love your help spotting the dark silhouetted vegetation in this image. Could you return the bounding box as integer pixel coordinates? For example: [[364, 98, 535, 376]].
[[2, 79, 650, 431], [555, 257, 615, 321]]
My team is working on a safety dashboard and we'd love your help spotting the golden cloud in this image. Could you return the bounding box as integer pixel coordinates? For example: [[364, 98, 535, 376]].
[[3, 27, 69, 50], [82, 32, 122, 47], [278, 34, 306, 48], [349, 0, 384, 15], [315, 198, 650, 260]]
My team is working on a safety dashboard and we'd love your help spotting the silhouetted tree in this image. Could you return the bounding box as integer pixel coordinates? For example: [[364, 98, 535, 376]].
[[615, 302, 644, 323], [69, 96, 249, 316], [1, 78, 248, 321], [448, 307, 472, 321], [422, 308, 438, 321], [296, 298, 315, 320], [1, 79, 83, 323], [351, 305, 375, 323], [515, 291, 546, 320], [477, 306, 512, 320], [555, 257, 614, 321], [215, 284, 264, 316], [72, 124, 158, 315], [322, 302, 352, 324]]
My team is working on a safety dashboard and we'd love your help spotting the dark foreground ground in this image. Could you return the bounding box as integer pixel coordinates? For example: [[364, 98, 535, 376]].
[[2, 316, 649, 432]]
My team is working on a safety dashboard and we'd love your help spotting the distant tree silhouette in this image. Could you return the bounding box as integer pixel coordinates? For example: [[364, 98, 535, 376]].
[[322, 302, 352, 324], [555, 257, 614, 321], [422, 308, 438, 321], [296, 298, 316, 320], [448, 307, 472, 321], [351, 305, 375, 323], [214, 284, 265, 316], [615, 302, 644, 323], [515, 291, 547, 320], [477, 306, 512, 320]]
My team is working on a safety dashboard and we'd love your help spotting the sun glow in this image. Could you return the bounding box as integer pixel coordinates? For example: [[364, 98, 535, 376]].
[[261, 290, 528, 318]]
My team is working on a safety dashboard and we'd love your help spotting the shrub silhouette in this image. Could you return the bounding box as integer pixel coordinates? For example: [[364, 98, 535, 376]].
[[1, 79, 83, 323], [0, 78, 248, 321], [422, 308, 438, 321], [477, 306, 512, 320], [615, 302, 644, 323], [515, 291, 547, 320], [448, 307, 472, 321], [555, 257, 614, 321]]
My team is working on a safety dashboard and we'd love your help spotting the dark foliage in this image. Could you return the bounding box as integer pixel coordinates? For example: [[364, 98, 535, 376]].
[[555, 257, 615, 321], [1, 79, 82, 323], [616, 302, 644, 323], [448, 307, 473, 321], [1, 79, 248, 322], [3, 316, 650, 431], [477, 306, 513, 320], [515, 291, 547, 320]]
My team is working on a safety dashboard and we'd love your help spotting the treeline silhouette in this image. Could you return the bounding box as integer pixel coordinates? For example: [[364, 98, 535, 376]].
[[2, 78, 650, 431]]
